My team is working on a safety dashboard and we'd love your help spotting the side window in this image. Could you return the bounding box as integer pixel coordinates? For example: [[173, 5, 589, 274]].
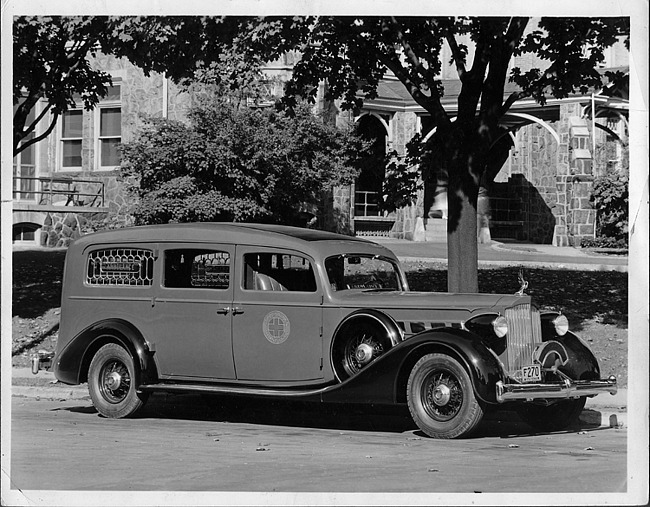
[[86, 248, 155, 286], [164, 249, 230, 289], [243, 252, 316, 292]]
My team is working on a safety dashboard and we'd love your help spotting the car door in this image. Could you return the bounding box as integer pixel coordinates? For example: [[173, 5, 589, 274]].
[[231, 246, 324, 382], [152, 244, 236, 380]]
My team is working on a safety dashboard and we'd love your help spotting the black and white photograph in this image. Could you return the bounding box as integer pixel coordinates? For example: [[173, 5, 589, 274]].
[[1, 1, 647, 505]]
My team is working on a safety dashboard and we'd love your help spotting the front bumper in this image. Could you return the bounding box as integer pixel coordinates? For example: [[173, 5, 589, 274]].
[[496, 375, 617, 403]]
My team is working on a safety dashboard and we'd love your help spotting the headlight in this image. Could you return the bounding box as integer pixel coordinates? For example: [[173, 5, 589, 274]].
[[492, 316, 508, 338], [552, 314, 569, 336]]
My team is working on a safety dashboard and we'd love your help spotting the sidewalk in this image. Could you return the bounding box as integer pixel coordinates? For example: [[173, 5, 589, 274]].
[[374, 238, 628, 272], [10, 367, 628, 429]]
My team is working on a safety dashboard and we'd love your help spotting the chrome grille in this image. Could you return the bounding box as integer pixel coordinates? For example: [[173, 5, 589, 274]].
[[504, 304, 542, 374]]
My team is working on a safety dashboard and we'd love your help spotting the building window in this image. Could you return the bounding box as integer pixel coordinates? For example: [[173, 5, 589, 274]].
[[13, 223, 40, 243], [13, 104, 37, 201], [60, 109, 83, 170], [96, 84, 121, 170]]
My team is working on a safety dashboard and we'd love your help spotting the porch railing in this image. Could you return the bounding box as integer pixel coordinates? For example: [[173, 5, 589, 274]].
[[13, 176, 105, 209]]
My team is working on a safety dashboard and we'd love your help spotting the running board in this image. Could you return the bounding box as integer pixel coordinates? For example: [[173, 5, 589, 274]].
[[138, 382, 331, 399]]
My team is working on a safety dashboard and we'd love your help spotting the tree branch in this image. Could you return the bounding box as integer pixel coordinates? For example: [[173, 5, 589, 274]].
[[14, 110, 59, 157], [441, 21, 467, 81]]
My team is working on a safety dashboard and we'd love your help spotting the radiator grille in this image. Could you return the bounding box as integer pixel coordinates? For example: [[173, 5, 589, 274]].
[[504, 303, 542, 374]]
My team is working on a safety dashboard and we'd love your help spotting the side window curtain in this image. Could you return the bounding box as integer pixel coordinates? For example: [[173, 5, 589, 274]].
[[164, 249, 230, 289]]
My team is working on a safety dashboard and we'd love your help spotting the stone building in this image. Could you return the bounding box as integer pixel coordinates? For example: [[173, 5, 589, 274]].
[[12, 38, 628, 248]]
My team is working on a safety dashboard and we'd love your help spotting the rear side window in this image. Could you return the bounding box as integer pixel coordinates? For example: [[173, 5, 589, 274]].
[[86, 248, 155, 286], [243, 252, 316, 292], [164, 249, 230, 289]]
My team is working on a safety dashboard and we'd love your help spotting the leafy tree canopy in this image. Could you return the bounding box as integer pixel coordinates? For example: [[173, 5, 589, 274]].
[[218, 16, 627, 291], [120, 100, 365, 226]]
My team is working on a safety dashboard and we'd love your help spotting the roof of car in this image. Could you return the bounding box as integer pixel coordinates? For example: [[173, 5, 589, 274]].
[[71, 223, 386, 256]]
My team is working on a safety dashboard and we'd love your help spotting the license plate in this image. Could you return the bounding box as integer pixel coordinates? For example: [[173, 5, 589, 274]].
[[521, 364, 542, 383]]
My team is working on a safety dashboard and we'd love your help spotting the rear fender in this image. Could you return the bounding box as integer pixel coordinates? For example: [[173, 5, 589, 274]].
[[54, 319, 158, 386]]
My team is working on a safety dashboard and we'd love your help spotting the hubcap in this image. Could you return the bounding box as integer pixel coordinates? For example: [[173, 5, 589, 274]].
[[98, 360, 131, 404], [432, 383, 451, 406], [105, 371, 122, 390], [422, 371, 463, 421], [355, 343, 374, 364]]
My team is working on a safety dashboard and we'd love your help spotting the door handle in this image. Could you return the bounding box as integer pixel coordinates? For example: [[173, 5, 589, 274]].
[[216, 307, 230, 315], [231, 307, 244, 315]]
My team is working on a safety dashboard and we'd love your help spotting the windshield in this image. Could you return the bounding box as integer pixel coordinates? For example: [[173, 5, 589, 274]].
[[325, 254, 405, 292]]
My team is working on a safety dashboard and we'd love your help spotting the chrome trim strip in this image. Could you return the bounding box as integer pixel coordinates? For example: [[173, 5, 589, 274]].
[[496, 376, 618, 403], [139, 382, 330, 398]]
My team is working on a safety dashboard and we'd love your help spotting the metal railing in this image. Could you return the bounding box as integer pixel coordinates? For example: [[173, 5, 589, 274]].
[[13, 176, 105, 208]]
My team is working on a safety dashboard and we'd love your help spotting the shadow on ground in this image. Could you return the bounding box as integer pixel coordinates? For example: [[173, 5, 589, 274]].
[[53, 392, 607, 440]]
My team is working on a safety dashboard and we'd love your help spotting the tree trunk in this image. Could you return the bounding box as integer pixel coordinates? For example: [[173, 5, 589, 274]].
[[444, 134, 483, 293], [447, 188, 479, 293]]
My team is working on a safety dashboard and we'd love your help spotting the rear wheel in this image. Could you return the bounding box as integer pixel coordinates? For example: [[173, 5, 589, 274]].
[[516, 397, 587, 432], [407, 353, 484, 439], [88, 343, 148, 418]]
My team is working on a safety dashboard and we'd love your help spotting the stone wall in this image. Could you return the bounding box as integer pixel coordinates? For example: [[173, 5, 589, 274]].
[[554, 104, 596, 246]]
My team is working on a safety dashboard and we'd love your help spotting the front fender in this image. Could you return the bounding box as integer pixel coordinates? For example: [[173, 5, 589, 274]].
[[319, 328, 505, 405], [54, 319, 158, 386], [554, 331, 601, 381]]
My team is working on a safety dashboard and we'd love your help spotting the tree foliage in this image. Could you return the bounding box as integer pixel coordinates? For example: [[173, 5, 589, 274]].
[[12, 16, 251, 156], [13, 17, 115, 155], [120, 101, 364, 226], [215, 16, 628, 291]]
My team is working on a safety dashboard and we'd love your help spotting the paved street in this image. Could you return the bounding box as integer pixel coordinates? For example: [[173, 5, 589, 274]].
[[8, 393, 627, 498]]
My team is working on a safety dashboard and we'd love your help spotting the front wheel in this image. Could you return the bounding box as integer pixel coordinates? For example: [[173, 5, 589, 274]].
[[407, 353, 484, 439], [516, 397, 587, 432], [88, 343, 148, 418]]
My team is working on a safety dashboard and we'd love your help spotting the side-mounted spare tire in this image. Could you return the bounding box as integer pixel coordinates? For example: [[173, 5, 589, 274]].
[[331, 311, 402, 382], [88, 343, 149, 418]]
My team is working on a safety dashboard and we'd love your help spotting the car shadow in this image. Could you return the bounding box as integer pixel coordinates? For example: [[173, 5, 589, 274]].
[[53, 393, 613, 439]]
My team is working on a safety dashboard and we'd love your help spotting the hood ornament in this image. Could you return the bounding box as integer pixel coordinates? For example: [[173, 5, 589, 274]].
[[515, 268, 528, 296]]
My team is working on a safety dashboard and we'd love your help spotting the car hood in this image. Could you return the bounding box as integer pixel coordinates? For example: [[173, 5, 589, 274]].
[[330, 290, 531, 312]]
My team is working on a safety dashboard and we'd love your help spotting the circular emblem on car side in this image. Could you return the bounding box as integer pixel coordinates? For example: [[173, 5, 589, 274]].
[[263, 311, 291, 344]]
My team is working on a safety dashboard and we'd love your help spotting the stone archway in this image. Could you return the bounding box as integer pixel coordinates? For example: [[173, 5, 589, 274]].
[[351, 113, 393, 236]]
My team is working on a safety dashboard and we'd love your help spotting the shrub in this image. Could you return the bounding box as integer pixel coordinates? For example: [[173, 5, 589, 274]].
[[120, 102, 366, 227], [580, 237, 628, 249], [590, 171, 628, 244]]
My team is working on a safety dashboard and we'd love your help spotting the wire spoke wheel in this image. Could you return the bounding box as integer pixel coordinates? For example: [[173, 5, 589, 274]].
[[407, 353, 484, 439], [342, 332, 386, 377], [88, 342, 148, 418], [421, 370, 464, 422], [98, 359, 132, 404], [332, 317, 394, 381]]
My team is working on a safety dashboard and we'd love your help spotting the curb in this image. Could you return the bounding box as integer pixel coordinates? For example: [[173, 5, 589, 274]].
[[12, 384, 90, 401]]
